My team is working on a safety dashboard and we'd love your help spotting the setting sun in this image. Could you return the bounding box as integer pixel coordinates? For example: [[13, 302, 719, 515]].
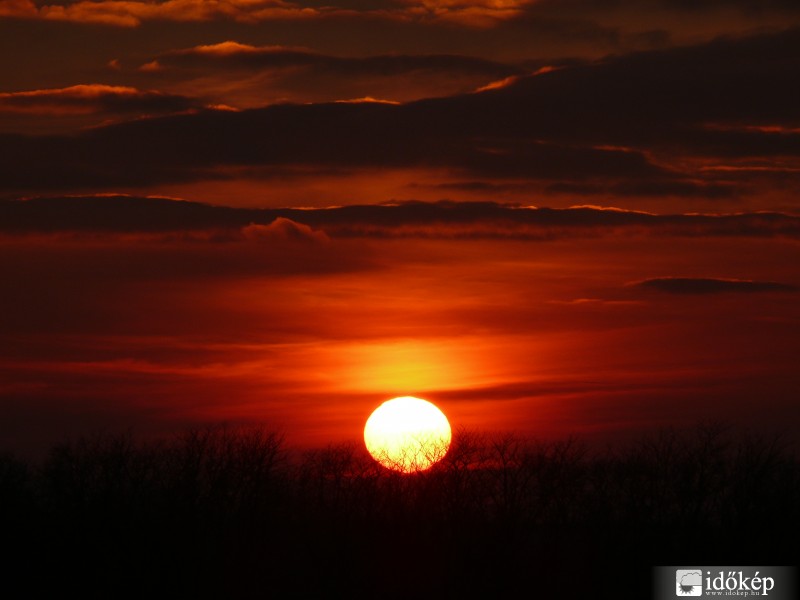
[[364, 396, 452, 473]]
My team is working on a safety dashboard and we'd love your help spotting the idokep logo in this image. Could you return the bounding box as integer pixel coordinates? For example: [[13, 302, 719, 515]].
[[676, 569, 703, 596], [657, 567, 790, 599]]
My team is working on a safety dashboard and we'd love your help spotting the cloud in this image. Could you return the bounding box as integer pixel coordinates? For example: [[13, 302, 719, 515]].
[[0, 84, 197, 115], [546, 180, 738, 199], [641, 0, 800, 10], [242, 218, 329, 243], [0, 0, 531, 28], [153, 41, 525, 84], [0, 0, 537, 28], [0, 0, 36, 17], [0, 0, 322, 27], [4, 196, 800, 240], [633, 277, 798, 294], [134, 42, 524, 106], [0, 84, 206, 134], [0, 103, 680, 191], [154, 41, 520, 77], [459, 28, 800, 152], [3, 0, 797, 33], [1, 29, 798, 199], [0, 195, 260, 233]]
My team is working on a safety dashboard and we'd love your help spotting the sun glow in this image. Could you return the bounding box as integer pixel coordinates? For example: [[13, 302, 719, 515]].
[[364, 396, 452, 473]]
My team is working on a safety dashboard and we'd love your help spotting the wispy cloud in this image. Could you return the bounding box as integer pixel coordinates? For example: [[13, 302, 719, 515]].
[[0, 84, 198, 115], [4, 196, 800, 240], [633, 277, 798, 294]]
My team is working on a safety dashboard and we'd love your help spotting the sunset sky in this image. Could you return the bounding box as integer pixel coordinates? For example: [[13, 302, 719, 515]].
[[2, 0, 799, 457]]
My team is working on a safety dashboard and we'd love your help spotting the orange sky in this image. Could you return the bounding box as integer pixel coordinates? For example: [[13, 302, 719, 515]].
[[2, 219, 798, 456], [2, 1, 800, 456]]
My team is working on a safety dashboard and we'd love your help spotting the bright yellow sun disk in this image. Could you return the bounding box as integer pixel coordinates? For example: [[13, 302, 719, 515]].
[[364, 396, 452, 473]]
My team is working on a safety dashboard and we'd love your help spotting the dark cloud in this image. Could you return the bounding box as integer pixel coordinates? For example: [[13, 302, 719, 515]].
[[132, 42, 526, 105], [634, 277, 798, 294], [532, 0, 800, 11], [0, 102, 675, 191], [151, 42, 521, 80], [4, 196, 800, 239], [0, 84, 202, 133], [425, 378, 673, 403], [0, 28, 798, 197], [421, 181, 527, 193], [452, 28, 800, 150], [652, 0, 800, 10], [0, 84, 196, 115], [0, 195, 259, 232], [242, 217, 329, 243], [547, 180, 738, 199]]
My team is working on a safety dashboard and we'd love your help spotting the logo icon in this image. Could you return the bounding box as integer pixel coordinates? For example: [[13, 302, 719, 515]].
[[676, 570, 703, 596]]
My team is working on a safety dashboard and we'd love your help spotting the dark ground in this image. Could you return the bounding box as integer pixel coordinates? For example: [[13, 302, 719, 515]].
[[1, 423, 797, 599]]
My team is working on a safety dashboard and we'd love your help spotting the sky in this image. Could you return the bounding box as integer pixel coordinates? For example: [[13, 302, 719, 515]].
[[1, 0, 800, 457]]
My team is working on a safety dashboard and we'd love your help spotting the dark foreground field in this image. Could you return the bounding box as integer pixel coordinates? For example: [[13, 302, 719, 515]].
[[1, 424, 797, 599]]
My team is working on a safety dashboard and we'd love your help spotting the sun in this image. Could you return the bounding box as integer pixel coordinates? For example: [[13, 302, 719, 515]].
[[364, 396, 452, 473]]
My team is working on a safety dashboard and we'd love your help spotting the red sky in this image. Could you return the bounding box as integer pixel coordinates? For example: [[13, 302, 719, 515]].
[[2, 0, 800, 456]]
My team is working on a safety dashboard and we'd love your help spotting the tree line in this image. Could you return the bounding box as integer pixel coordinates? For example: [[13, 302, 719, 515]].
[[1, 423, 797, 598]]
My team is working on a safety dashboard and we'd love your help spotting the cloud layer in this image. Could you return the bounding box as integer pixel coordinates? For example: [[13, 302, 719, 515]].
[[0, 84, 196, 114], [130, 42, 525, 106], [1, 28, 798, 208], [634, 277, 798, 294], [0, 84, 204, 133], [4, 196, 800, 240], [2, 0, 799, 30]]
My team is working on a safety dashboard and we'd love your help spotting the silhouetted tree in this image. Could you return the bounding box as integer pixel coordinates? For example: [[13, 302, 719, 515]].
[[2, 422, 797, 599]]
